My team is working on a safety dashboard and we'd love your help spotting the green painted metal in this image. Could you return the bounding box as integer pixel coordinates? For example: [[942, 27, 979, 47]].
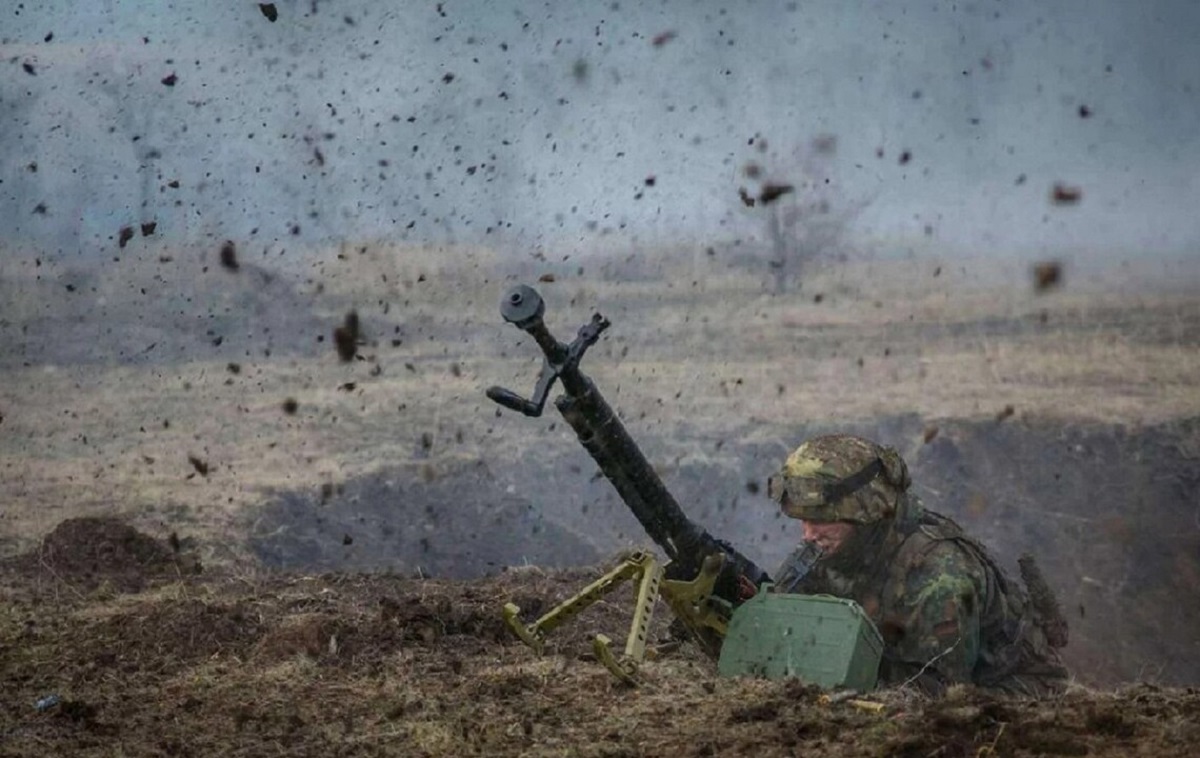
[[717, 589, 883, 691]]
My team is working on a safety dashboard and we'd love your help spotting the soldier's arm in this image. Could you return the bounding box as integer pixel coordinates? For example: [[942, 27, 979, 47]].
[[880, 542, 985, 693]]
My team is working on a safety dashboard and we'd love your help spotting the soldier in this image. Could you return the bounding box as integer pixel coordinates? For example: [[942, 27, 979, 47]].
[[767, 434, 1070, 695]]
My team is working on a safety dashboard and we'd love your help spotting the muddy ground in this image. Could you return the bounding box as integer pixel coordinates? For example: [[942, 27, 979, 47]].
[[2, 245, 1199, 754], [2, 518, 1199, 757]]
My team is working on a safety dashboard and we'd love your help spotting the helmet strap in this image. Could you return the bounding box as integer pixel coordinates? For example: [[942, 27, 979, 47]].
[[819, 458, 884, 504]]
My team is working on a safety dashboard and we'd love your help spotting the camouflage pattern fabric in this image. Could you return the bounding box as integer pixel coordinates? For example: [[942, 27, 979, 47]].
[[779, 493, 1070, 696], [769, 435, 911, 524]]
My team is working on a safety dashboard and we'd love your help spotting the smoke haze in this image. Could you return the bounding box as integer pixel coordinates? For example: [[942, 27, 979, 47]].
[[3, 0, 1198, 263]]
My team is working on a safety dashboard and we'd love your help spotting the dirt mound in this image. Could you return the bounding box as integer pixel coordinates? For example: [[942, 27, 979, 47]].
[[1, 517, 199, 593], [247, 459, 602, 578], [2, 557, 1198, 756]]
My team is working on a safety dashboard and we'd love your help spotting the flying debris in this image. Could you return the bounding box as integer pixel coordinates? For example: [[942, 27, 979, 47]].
[[187, 455, 210, 477], [758, 183, 794, 205], [219, 241, 239, 271], [1050, 183, 1082, 206], [1032, 262, 1063, 293], [651, 30, 678, 47], [334, 311, 361, 362]]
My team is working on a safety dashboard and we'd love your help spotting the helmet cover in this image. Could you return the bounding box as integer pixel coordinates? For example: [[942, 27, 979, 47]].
[[768, 434, 910, 523]]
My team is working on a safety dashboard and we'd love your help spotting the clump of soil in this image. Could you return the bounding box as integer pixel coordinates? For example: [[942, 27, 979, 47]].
[[3, 516, 200, 593]]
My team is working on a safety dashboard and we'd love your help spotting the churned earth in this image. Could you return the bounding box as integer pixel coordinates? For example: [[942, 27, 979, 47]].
[[2, 518, 1199, 757]]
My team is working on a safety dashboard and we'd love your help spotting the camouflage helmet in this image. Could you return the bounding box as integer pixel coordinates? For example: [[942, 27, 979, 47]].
[[767, 434, 911, 523]]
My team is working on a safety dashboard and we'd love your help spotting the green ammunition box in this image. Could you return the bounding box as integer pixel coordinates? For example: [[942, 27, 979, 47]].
[[717, 590, 883, 691]]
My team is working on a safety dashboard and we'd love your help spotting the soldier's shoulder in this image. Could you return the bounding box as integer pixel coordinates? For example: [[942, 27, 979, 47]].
[[895, 528, 985, 577]]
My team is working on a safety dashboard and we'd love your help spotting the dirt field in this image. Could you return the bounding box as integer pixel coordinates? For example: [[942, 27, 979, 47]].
[[2, 242, 1199, 754], [2, 518, 1199, 757]]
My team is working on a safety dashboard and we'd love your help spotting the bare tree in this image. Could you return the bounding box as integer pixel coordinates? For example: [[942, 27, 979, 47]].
[[91, 53, 168, 238], [741, 134, 874, 295]]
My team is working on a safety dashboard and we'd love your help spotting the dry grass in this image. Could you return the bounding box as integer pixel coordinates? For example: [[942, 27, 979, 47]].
[[1, 243, 1198, 560]]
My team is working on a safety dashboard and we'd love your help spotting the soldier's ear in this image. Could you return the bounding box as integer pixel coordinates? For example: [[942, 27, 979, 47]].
[[879, 447, 911, 491]]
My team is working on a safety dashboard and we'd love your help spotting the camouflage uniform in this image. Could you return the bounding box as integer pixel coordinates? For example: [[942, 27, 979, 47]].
[[769, 435, 1070, 696]]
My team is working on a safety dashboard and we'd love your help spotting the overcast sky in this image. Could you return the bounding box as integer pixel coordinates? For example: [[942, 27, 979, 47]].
[[2, 0, 1198, 263]]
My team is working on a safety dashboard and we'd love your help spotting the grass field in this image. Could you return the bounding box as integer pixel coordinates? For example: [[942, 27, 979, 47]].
[[3, 244, 1196, 555]]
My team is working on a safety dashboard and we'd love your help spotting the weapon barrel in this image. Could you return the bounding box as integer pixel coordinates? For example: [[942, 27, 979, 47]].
[[555, 378, 702, 562], [554, 369, 771, 607], [488, 283, 771, 609]]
